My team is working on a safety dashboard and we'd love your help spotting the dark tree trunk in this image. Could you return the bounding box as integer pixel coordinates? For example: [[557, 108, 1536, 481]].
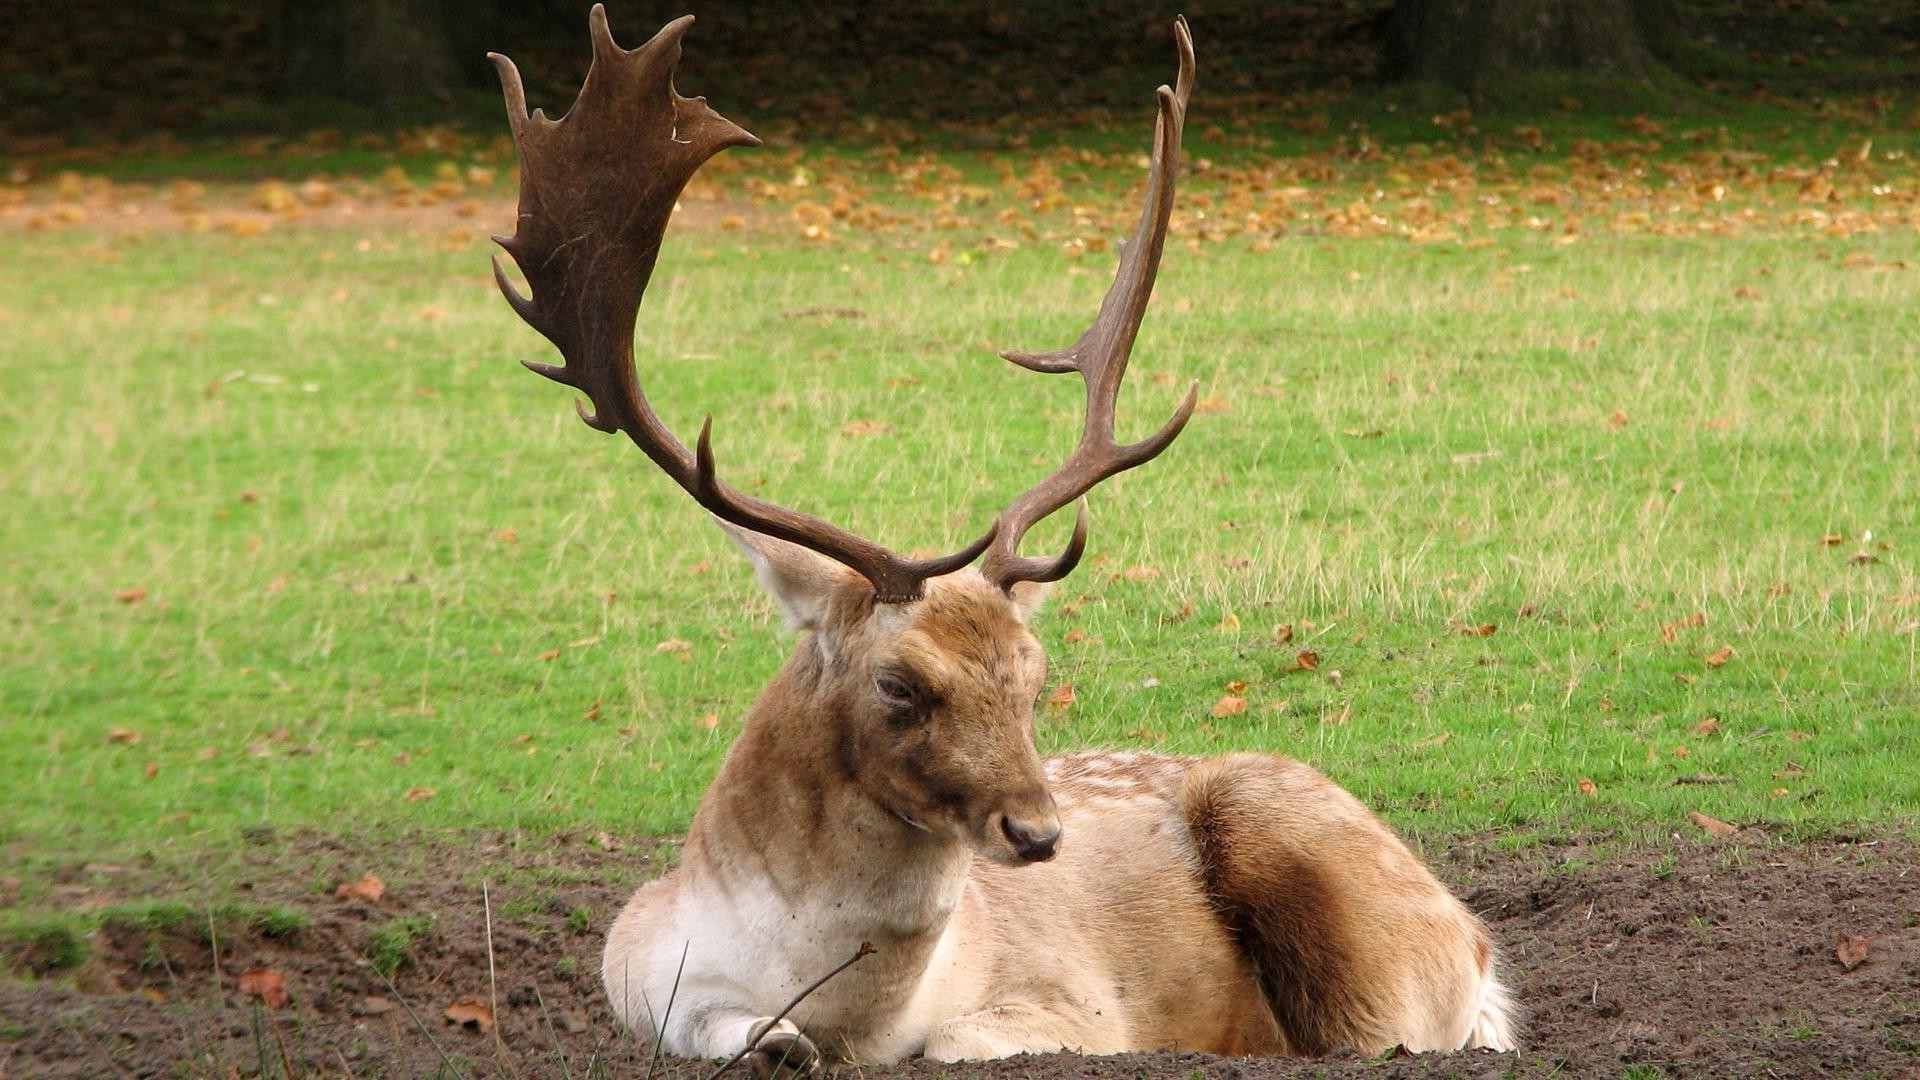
[[279, 0, 470, 107], [1382, 0, 1659, 101]]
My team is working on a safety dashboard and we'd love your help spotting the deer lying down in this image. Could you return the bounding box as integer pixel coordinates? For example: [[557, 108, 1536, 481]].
[[487, 7, 1517, 1073]]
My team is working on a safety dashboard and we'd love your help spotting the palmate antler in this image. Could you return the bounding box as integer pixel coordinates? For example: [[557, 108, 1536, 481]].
[[491, 7, 1195, 604]]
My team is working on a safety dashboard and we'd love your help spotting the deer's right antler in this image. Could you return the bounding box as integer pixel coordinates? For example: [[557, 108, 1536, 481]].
[[490, 6, 995, 604]]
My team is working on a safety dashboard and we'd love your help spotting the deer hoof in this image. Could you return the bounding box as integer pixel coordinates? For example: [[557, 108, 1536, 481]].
[[746, 1022, 821, 1079]]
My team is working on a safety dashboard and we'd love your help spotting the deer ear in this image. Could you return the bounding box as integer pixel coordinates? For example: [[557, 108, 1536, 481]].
[[1008, 580, 1052, 621], [715, 518, 849, 631]]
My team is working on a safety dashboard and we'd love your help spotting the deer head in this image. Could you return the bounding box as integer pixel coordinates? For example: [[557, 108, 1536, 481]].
[[491, 6, 1194, 866]]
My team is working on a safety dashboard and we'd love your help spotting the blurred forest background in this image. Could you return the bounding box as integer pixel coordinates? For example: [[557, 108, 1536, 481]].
[[5, 1, 1916, 146]]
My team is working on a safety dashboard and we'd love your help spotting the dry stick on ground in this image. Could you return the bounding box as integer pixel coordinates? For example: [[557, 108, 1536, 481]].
[[482, 880, 517, 1073], [704, 942, 878, 1080]]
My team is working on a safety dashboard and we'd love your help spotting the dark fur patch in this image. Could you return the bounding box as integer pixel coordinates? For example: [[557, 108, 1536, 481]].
[[1183, 764, 1376, 1055]]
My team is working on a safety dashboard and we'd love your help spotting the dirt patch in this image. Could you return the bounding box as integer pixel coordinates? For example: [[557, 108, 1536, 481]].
[[3, 834, 1917, 1078]]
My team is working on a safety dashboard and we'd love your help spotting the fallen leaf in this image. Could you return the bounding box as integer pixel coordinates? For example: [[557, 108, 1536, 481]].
[[581, 699, 602, 722], [114, 587, 148, 605], [491, 527, 517, 544], [1225, 680, 1247, 693], [403, 787, 436, 802], [1821, 533, 1844, 546], [1835, 935, 1870, 971], [1705, 645, 1735, 667], [443, 998, 494, 1032], [654, 639, 692, 654], [237, 969, 289, 1008], [1577, 777, 1598, 796], [107, 728, 141, 746], [1217, 611, 1241, 633], [1121, 565, 1161, 581], [1296, 650, 1320, 671], [334, 874, 385, 903], [1688, 810, 1739, 839], [1063, 628, 1088, 644], [697, 713, 720, 729], [1210, 695, 1247, 718], [1046, 683, 1076, 711], [1660, 612, 1706, 642], [1272, 623, 1294, 644], [1692, 717, 1719, 737], [536, 648, 562, 662], [1609, 409, 1630, 429]]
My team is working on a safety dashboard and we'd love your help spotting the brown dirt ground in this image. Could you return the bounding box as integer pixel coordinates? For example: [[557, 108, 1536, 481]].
[[3, 833, 1917, 1079]]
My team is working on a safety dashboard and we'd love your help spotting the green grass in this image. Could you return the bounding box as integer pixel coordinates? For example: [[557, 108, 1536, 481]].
[[367, 915, 435, 978], [2, 110, 1918, 892]]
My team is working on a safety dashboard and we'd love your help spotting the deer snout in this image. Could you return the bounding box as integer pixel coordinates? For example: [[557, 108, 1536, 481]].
[[999, 814, 1062, 863]]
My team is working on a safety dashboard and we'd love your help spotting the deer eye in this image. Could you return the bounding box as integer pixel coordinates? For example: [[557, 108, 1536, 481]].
[[874, 670, 916, 707]]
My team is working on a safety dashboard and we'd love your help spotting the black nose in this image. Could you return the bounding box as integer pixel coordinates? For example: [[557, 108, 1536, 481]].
[[1001, 817, 1061, 862]]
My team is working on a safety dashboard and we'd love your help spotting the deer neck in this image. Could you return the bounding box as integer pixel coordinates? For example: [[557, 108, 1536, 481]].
[[683, 644, 973, 943]]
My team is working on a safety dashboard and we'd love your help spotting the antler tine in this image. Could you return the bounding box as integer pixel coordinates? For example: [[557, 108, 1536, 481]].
[[492, 6, 997, 604], [982, 16, 1199, 591]]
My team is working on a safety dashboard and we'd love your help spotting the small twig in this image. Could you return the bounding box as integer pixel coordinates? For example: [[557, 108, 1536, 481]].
[[374, 961, 466, 1080], [704, 942, 875, 1080], [266, 1005, 299, 1080], [482, 880, 516, 1072]]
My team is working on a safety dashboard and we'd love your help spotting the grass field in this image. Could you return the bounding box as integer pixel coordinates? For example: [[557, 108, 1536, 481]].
[[4, 99, 1920, 921]]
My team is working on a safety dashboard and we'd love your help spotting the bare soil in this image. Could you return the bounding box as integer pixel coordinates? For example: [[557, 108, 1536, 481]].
[[3, 833, 1917, 1078]]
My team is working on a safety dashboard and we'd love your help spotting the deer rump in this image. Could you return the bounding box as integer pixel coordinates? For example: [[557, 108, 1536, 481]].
[[487, 7, 1517, 1071]]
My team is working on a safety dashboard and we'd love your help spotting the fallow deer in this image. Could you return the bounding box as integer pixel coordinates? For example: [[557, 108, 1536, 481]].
[[488, 8, 1517, 1073]]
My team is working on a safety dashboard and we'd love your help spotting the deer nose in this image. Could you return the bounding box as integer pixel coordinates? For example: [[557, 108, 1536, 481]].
[[1001, 816, 1061, 863]]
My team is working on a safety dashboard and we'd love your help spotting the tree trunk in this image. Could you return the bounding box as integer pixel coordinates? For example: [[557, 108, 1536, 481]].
[[279, 0, 468, 107], [1382, 0, 1659, 101]]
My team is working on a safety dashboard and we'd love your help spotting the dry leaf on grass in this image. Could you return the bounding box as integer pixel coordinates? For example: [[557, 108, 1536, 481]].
[[1577, 777, 1598, 796], [1046, 684, 1076, 711], [334, 874, 385, 903], [443, 998, 494, 1032], [1687, 810, 1739, 839], [1210, 695, 1247, 718], [1705, 645, 1735, 667], [403, 787, 436, 802], [114, 587, 149, 604], [1295, 650, 1321, 671], [237, 969, 288, 1008], [107, 728, 141, 746]]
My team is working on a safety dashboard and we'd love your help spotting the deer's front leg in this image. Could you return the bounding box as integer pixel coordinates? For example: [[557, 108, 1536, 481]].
[[672, 1006, 822, 1078], [923, 1001, 1124, 1062]]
